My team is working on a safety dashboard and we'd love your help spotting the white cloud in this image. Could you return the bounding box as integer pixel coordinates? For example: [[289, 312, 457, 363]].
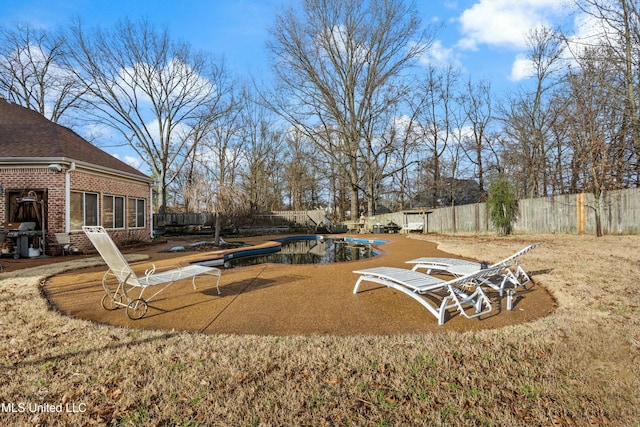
[[110, 152, 143, 170], [418, 40, 461, 69], [123, 155, 143, 170], [509, 53, 535, 81], [452, 0, 580, 82], [82, 123, 113, 142], [456, 0, 573, 51]]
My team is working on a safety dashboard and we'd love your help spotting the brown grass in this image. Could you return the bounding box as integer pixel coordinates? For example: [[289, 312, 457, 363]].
[[0, 234, 638, 426]]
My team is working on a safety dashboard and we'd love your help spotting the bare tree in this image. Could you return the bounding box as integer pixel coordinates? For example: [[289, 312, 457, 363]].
[[545, 87, 574, 194], [326, 152, 352, 221], [414, 65, 460, 207], [460, 78, 494, 199], [359, 95, 416, 215], [66, 18, 226, 213], [573, 0, 640, 185], [502, 26, 566, 198], [265, 0, 436, 220], [382, 110, 421, 210], [199, 87, 247, 244], [0, 23, 84, 124], [281, 128, 321, 210], [564, 46, 626, 236], [168, 154, 213, 213], [239, 88, 287, 212]]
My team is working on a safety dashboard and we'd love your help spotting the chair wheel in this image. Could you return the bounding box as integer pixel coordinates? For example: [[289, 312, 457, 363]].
[[126, 298, 148, 320], [101, 293, 122, 310]]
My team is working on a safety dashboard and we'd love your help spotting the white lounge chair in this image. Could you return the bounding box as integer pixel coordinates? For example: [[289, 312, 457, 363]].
[[353, 265, 505, 325], [83, 226, 221, 320], [405, 243, 540, 294]]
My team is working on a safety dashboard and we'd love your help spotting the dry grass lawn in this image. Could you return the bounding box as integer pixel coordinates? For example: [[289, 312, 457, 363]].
[[0, 233, 638, 426]]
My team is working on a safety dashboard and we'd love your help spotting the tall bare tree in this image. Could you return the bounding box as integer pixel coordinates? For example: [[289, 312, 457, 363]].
[[0, 23, 83, 124], [573, 0, 640, 185], [359, 95, 416, 215], [66, 18, 225, 213], [564, 46, 626, 236], [239, 88, 286, 212], [460, 78, 494, 199], [502, 26, 566, 198], [282, 128, 323, 210], [199, 86, 247, 244], [381, 110, 421, 210], [414, 65, 460, 207], [265, 0, 436, 220]]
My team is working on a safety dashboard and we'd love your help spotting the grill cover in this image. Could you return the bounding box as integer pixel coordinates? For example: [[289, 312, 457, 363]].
[[0, 222, 36, 231]]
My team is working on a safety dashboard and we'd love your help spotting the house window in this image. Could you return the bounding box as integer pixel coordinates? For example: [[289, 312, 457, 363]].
[[128, 198, 146, 228], [103, 195, 125, 229], [70, 192, 98, 230]]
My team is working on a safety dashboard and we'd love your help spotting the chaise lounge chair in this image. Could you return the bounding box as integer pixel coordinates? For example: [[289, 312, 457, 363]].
[[352, 265, 506, 325], [405, 243, 540, 294], [83, 226, 222, 320]]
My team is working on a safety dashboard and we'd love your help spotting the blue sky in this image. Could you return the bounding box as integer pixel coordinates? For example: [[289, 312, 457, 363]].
[[0, 0, 583, 170]]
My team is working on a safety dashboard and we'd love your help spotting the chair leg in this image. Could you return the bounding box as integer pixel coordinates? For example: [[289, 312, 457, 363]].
[[506, 289, 515, 310]]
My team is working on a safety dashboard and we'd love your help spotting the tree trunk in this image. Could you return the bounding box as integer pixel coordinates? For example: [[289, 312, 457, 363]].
[[157, 170, 167, 215], [349, 166, 360, 221], [214, 211, 222, 245], [594, 191, 603, 237], [350, 185, 359, 222], [367, 173, 376, 217]]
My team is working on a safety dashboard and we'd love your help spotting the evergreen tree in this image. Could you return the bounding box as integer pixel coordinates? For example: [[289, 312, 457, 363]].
[[487, 176, 519, 235]]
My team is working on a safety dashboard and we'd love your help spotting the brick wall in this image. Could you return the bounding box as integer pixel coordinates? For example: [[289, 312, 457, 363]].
[[68, 169, 151, 254], [1, 166, 151, 255]]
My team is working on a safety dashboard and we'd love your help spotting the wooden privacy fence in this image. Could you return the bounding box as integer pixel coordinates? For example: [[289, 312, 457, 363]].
[[153, 209, 327, 230], [154, 189, 639, 235], [366, 188, 640, 235], [153, 213, 216, 227], [251, 210, 326, 227], [515, 189, 640, 235]]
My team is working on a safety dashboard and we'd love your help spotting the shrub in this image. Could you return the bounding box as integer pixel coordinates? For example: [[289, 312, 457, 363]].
[[486, 176, 519, 235]]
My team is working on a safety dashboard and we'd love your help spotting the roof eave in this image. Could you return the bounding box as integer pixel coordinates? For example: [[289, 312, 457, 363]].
[[0, 157, 153, 184]]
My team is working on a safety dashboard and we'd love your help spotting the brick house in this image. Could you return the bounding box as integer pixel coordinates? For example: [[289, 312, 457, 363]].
[[0, 99, 153, 255]]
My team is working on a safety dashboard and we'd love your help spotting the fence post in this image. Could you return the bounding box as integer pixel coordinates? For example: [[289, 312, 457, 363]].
[[576, 193, 586, 234]]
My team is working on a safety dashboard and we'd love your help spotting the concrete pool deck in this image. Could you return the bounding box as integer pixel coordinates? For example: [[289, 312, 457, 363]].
[[41, 234, 555, 335]]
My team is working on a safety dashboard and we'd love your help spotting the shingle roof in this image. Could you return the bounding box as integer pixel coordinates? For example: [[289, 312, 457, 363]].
[[0, 98, 149, 179]]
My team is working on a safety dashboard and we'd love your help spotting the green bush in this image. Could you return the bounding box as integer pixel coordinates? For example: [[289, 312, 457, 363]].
[[486, 176, 519, 235]]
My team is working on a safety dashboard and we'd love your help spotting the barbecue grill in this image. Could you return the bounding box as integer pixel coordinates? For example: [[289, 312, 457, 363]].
[[0, 222, 41, 258]]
